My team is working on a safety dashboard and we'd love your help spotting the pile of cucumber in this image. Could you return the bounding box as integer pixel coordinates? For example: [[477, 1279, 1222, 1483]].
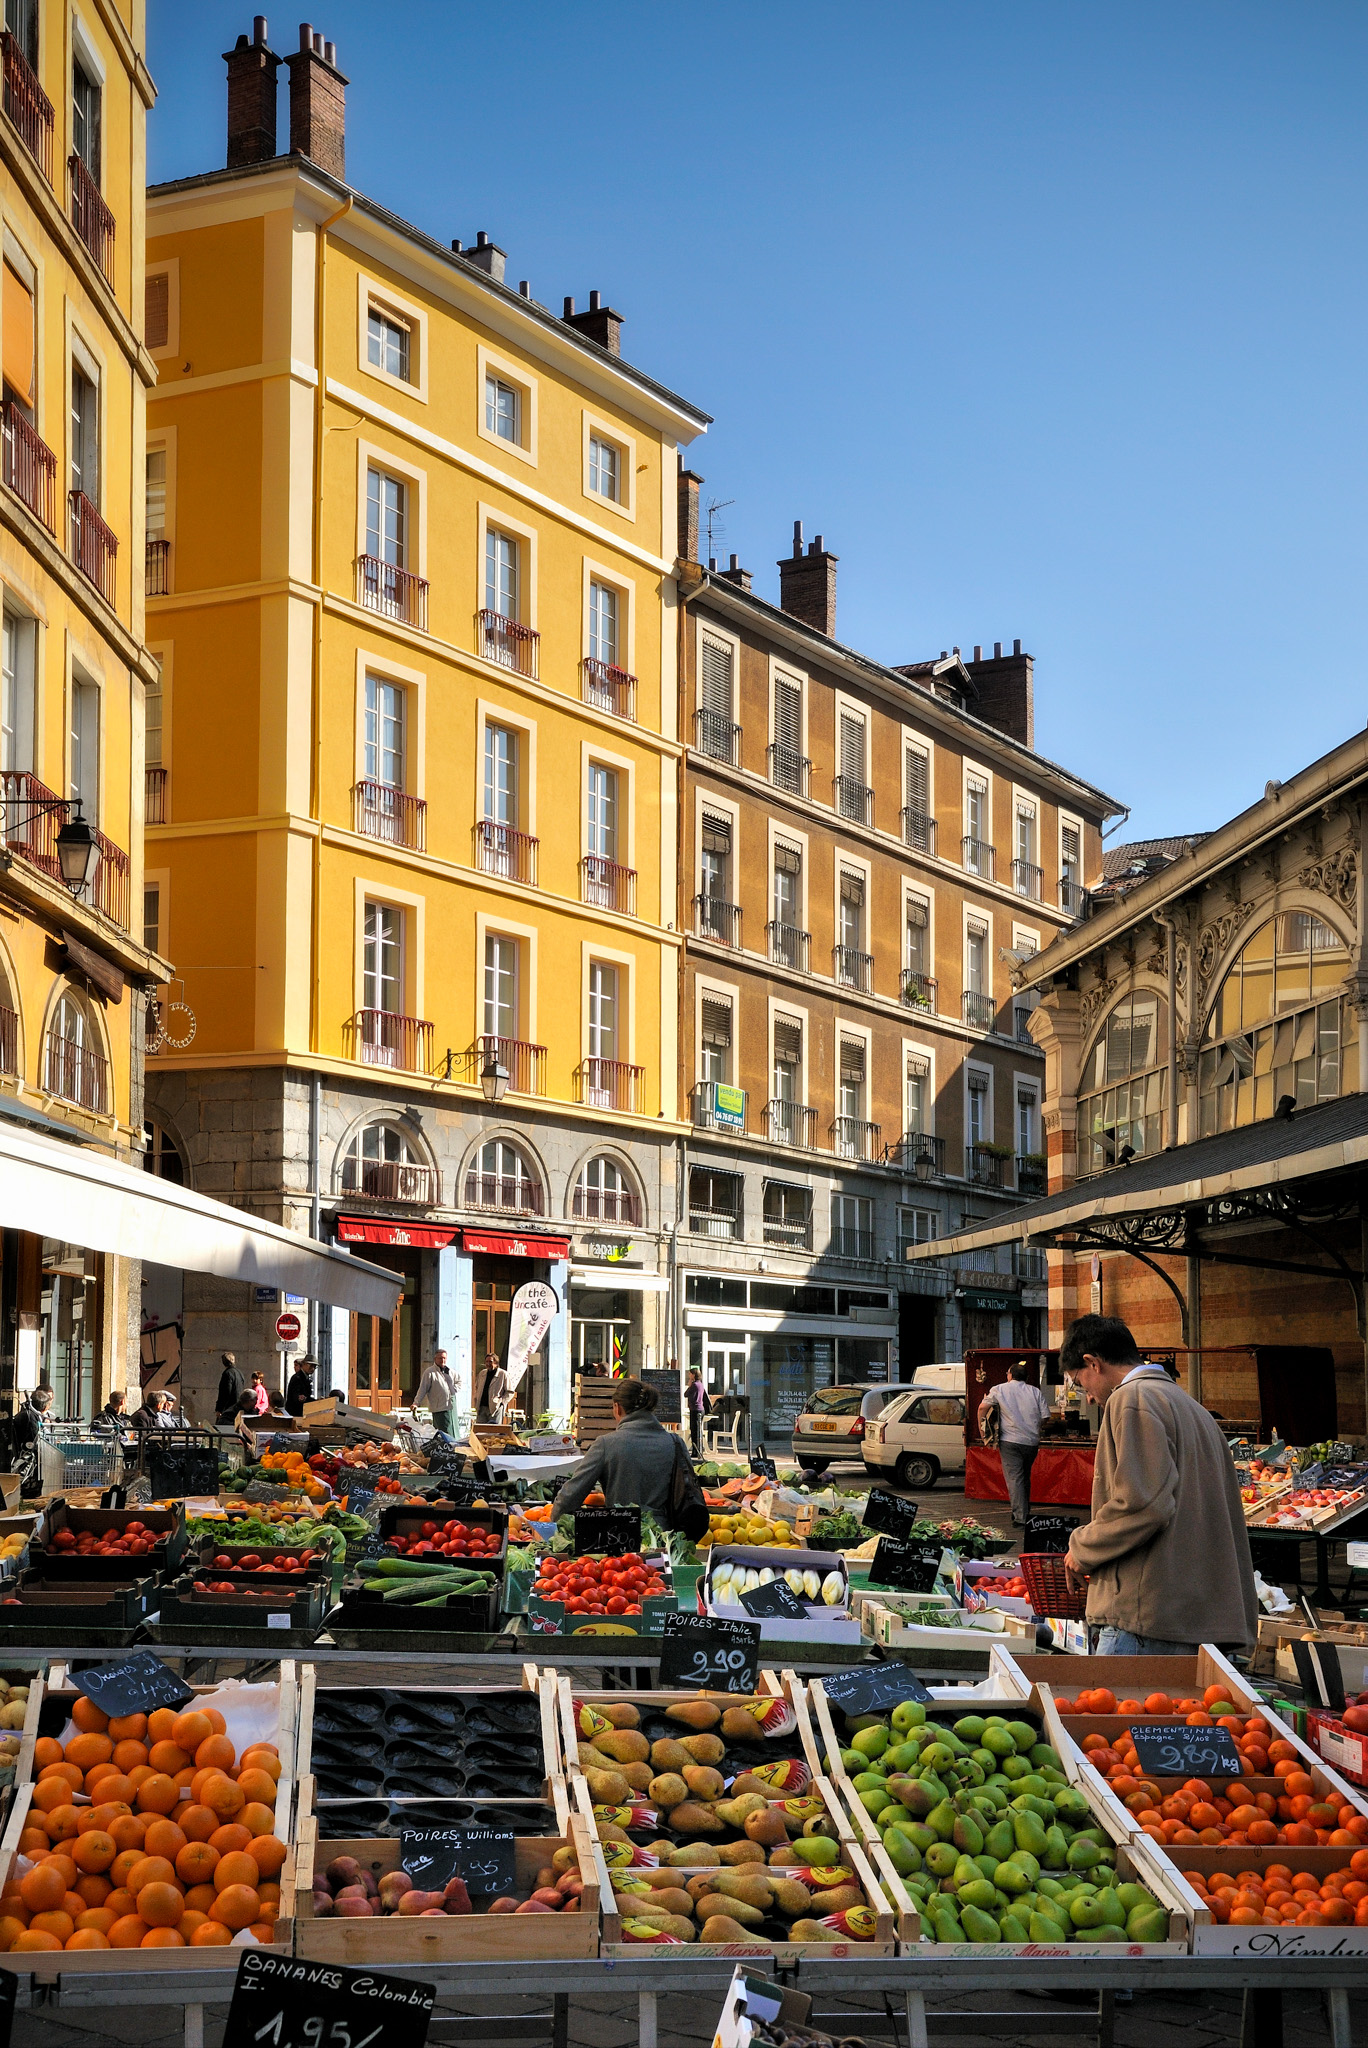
[[358, 1557, 498, 1608]]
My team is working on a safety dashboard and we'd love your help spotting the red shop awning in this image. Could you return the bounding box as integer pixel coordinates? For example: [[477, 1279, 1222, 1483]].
[[336, 1217, 459, 1249], [463, 1229, 570, 1260]]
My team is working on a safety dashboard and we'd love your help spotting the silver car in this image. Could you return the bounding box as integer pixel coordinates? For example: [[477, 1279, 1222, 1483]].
[[789, 1383, 906, 1474]]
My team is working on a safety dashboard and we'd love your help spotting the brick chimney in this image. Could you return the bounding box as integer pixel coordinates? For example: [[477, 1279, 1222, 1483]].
[[285, 22, 346, 177], [718, 553, 752, 593], [777, 521, 837, 638], [963, 638, 1034, 748], [563, 290, 624, 357], [225, 19, 280, 166], [677, 468, 701, 563]]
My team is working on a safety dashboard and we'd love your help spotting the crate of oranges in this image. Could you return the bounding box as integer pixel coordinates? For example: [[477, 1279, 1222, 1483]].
[[1156, 1846, 1368, 1953], [0, 1676, 296, 1970]]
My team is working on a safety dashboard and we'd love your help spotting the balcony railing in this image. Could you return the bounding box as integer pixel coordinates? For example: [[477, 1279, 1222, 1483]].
[[767, 921, 810, 973], [1014, 1244, 1048, 1280], [1060, 876, 1091, 918], [694, 709, 740, 764], [474, 818, 536, 884], [68, 153, 114, 285], [962, 989, 996, 1030], [884, 1131, 946, 1178], [693, 894, 740, 947], [962, 836, 996, 880], [582, 658, 637, 722], [0, 1004, 15, 1075], [691, 1081, 747, 1133], [834, 945, 873, 991], [354, 780, 426, 852], [581, 854, 636, 916], [965, 1144, 1006, 1188], [901, 969, 936, 1011], [478, 608, 538, 677], [576, 1057, 644, 1113], [358, 1160, 438, 1206], [831, 1117, 881, 1162], [829, 1226, 874, 1262], [463, 1169, 544, 1215], [901, 808, 937, 856], [345, 1009, 434, 1074], [145, 538, 170, 595], [768, 743, 810, 796], [765, 1098, 816, 1149], [357, 555, 428, 630], [571, 1184, 642, 1225], [455, 1034, 547, 1097], [1015, 1155, 1048, 1196], [763, 1213, 812, 1251], [69, 490, 116, 605], [1, 768, 62, 879], [689, 1204, 740, 1240], [834, 776, 873, 826], [2, 31, 53, 182], [44, 1030, 107, 1113], [2, 402, 56, 531], [1012, 858, 1043, 900], [90, 827, 129, 929]]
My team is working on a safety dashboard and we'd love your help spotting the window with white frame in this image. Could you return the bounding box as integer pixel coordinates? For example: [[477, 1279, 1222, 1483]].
[[339, 1118, 430, 1201], [142, 882, 160, 956], [367, 303, 410, 382], [1014, 799, 1040, 895], [831, 1191, 872, 1259], [588, 580, 618, 669], [483, 933, 518, 1041], [145, 447, 166, 541], [69, 675, 98, 820], [485, 527, 518, 618], [365, 467, 406, 568], [1062, 822, 1083, 910], [47, 988, 103, 1109], [965, 919, 987, 995], [362, 902, 403, 1016], [897, 1205, 938, 1253], [588, 435, 620, 502], [700, 812, 730, 905], [364, 676, 405, 790], [485, 374, 520, 445], [906, 1051, 930, 1136], [1017, 1088, 1038, 1158], [483, 723, 518, 825], [700, 993, 732, 1087], [586, 763, 618, 862], [771, 841, 803, 963], [769, 1015, 807, 1144], [2, 610, 35, 773], [764, 1180, 811, 1249], [465, 1136, 541, 1213], [964, 773, 990, 873], [574, 1154, 637, 1224], [838, 868, 866, 983], [70, 364, 98, 504], [588, 959, 619, 1063], [966, 1071, 989, 1151], [904, 894, 931, 1004], [838, 1036, 866, 1133], [71, 52, 100, 176]]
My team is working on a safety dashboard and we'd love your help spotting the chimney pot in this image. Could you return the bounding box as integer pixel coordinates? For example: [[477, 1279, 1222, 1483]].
[[777, 522, 837, 637], [253, 14, 268, 42], [225, 17, 281, 168], [719, 554, 753, 592], [994, 641, 1002, 657], [519, 279, 530, 297], [589, 289, 602, 311], [312, 30, 323, 53], [563, 293, 623, 355], [1014, 638, 1022, 655], [477, 231, 489, 248], [563, 295, 574, 317], [299, 20, 311, 46], [940, 651, 948, 660], [973, 645, 982, 661], [793, 519, 803, 552], [953, 646, 960, 658], [463, 234, 506, 284], [708, 556, 717, 572], [324, 38, 335, 63], [729, 553, 739, 571], [451, 238, 463, 253], [285, 18, 346, 174]]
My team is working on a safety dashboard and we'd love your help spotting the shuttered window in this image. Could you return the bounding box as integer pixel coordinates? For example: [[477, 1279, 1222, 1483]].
[[1062, 823, 1081, 878], [839, 869, 865, 906], [145, 271, 169, 351], [839, 712, 866, 785], [773, 841, 802, 876], [774, 676, 802, 750], [773, 1017, 802, 1064], [701, 637, 734, 719], [840, 1037, 866, 1081], [701, 812, 731, 854], [701, 997, 732, 1048], [967, 915, 988, 939], [905, 744, 930, 816], [906, 895, 928, 974], [3, 266, 34, 407]]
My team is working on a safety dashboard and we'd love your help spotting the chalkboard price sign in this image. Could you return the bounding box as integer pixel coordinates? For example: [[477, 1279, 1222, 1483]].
[[868, 1538, 941, 1593], [1023, 1514, 1080, 1554], [749, 1452, 778, 1482], [862, 1489, 920, 1537], [822, 1661, 934, 1717], [399, 1825, 515, 1896], [738, 1577, 807, 1621], [146, 1445, 220, 1499], [573, 1505, 641, 1557], [1131, 1721, 1244, 1781], [75, 1651, 195, 1718], [659, 1612, 760, 1694], [223, 1948, 434, 2048]]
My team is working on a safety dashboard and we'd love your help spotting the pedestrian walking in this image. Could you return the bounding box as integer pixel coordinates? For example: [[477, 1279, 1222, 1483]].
[[978, 1358, 1051, 1526]]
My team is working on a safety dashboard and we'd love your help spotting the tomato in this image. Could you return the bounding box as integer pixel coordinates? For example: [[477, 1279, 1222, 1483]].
[[606, 1595, 628, 1613]]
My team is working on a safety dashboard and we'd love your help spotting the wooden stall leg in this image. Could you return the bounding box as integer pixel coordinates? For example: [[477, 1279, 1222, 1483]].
[[1326, 1989, 1352, 2048], [1097, 1989, 1115, 2048], [1240, 1989, 1284, 2048], [904, 1990, 928, 2048], [639, 1989, 658, 2048], [183, 2004, 204, 2048]]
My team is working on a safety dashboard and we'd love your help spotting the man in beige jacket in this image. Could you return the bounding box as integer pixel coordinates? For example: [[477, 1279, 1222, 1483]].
[[1061, 1315, 1257, 1654]]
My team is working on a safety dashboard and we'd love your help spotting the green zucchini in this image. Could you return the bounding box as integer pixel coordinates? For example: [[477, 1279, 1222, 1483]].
[[367, 1557, 472, 1578]]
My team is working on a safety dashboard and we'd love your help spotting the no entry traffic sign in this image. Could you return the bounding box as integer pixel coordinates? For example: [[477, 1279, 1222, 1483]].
[[275, 1310, 302, 1344]]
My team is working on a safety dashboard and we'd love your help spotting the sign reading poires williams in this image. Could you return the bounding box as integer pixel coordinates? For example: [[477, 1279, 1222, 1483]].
[[275, 1310, 302, 1345]]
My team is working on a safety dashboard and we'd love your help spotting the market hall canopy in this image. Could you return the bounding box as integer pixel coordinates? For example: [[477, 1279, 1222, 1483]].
[[0, 1120, 402, 1317]]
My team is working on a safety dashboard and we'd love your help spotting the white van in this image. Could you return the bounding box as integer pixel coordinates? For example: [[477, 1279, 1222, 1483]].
[[863, 1381, 967, 1489], [908, 1362, 966, 1396]]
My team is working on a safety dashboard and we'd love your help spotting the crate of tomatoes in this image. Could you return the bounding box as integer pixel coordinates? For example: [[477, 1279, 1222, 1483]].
[[32, 1504, 187, 1581], [377, 1503, 508, 1578], [528, 1552, 676, 1637]]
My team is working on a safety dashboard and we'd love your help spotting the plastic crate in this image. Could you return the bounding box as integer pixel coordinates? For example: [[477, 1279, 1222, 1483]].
[[1019, 1550, 1088, 1620]]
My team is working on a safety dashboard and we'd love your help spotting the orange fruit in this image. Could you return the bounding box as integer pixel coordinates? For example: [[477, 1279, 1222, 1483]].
[[72, 1697, 110, 1735], [137, 1882, 184, 1929], [127, 1856, 176, 1895], [74, 1908, 116, 1935], [210, 1884, 258, 1931], [143, 1819, 187, 1862], [182, 1883, 216, 1914], [111, 1850, 144, 1889], [148, 1742, 191, 1777], [108, 1815, 148, 1853], [236, 1770, 278, 1808], [195, 1735, 236, 1773], [62, 1891, 85, 1921], [33, 1779, 75, 1815], [18, 1832, 48, 1860], [45, 1807, 81, 1844], [0, 1917, 27, 1953], [248, 1922, 274, 1943], [209, 1824, 251, 1856], [107, 1713, 147, 1743], [112, 1740, 149, 1774], [65, 1733, 113, 1771], [102, 1888, 136, 1922], [93, 1778, 137, 1814], [247, 1836, 286, 1880], [257, 1883, 281, 1908], [203, 1776, 244, 1820], [174, 1769, 197, 1795], [203, 1710, 227, 1736], [214, 1851, 259, 1893], [239, 1803, 276, 1840], [172, 1712, 212, 1754], [176, 1842, 218, 1887], [73, 1874, 112, 1908], [12, 1930, 63, 1952], [239, 1747, 280, 1780], [107, 1914, 150, 1948], [65, 1929, 111, 1950], [136, 1774, 179, 1816], [20, 1865, 66, 1914], [40, 1855, 76, 1889], [83, 1764, 120, 1795], [190, 1920, 233, 1946], [190, 1768, 225, 1804], [29, 1911, 74, 1943], [126, 1766, 153, 1793], [146, 1710, 179, 1745], [34, 1739, 64, 1772], [71, 1831, 116, 1875], [40, 1761, 84, 1792], [179, 1805, 218, 1843]]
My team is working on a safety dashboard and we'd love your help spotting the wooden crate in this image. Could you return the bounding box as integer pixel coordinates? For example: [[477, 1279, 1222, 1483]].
[[1141, 1842, 1368, 1954], [574, 1381, 621, 1449], [294, 1800, 599, 1959]]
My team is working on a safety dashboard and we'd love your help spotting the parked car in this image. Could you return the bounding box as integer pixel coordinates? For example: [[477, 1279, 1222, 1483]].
[[790, 1384, 906, 1473], [862, 1386, 968, 1490]]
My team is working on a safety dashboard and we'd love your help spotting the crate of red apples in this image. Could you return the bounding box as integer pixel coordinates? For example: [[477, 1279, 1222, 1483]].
[[33, 1505, 186, 1580]]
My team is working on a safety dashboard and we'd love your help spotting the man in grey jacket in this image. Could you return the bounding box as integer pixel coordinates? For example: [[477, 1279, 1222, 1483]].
[[1061, 1314, 1257, 1654], [550, 1380, 680, 1520]]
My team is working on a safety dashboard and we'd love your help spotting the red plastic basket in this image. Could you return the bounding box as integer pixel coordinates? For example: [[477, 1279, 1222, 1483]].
[[1018, 1552, 1088, 1621]]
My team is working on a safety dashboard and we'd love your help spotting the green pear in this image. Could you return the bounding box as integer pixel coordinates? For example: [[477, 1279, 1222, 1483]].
[[851, 1725, 890, 1760], [958, 1878, 998, 1912], [926, 1800, 957, 1842], [924, 1841, 958, 1878], [891, 1700, 927, 1732], [882, 1827, 923, 1876], [1005, 1722, 1039, 1753], [1127, 1905, 1168, 1943], [1029, 1912, 1069, 1943], [960, 1904, 1001, 1943], [993, 1860, 1031, 1896], [952, 1812, 984, 1857], [1069, 1891, 1108, 1929], [1030, 1743, 1061, 1771], [953, 1715, 987, 1744], [1000, 1910, 1031, 1943]]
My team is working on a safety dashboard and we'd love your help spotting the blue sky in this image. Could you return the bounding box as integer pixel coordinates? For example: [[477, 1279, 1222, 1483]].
[[146, 3, 1366, 843]]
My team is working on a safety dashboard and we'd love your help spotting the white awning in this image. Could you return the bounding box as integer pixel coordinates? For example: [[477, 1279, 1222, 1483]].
[[0, 1119, 401, 1316], [570, 1265, 670, 1292]]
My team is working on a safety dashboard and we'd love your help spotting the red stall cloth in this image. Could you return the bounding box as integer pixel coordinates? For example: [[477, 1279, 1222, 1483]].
[[965, 1442, 1097, 1508]]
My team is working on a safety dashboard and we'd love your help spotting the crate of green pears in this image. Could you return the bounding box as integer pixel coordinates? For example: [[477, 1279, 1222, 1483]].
[[827, 1700, 1183, 1949]]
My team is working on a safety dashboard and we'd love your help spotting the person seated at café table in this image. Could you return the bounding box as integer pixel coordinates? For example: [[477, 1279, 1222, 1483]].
[[133, 1390, 179, 1432], [91, 1389, 127, 1435]]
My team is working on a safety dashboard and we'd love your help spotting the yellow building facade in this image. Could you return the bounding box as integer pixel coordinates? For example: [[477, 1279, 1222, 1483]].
[[0, 0, 162, 1417], [144, 24, 707, 1421]]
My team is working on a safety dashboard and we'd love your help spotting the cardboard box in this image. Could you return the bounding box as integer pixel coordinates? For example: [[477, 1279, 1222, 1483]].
[[702, 1546, 860, 1645]]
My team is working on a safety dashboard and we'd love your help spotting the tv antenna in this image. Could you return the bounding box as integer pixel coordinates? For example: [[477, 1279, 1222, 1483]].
[[705, 497, 735, 564]]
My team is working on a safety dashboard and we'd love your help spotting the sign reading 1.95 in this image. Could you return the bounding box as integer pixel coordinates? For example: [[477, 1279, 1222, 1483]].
[[658, 1612, 760, 1694], [222, 1949, 434, 2048]]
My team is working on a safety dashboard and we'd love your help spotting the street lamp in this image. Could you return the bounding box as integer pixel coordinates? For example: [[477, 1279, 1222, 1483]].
[[56, 807, 100, 897], [913, 1148, 934, 1182], [480, 1056, 509, 1104]]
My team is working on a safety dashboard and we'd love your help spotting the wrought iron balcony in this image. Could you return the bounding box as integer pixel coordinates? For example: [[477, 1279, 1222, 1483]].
[[690, 1081, 747, 1133], [44, 1029, 107, 1112], [834, 775, 874, 826], [768, 743, 810, 796], [689, 1204, 740, 1240], [1016, 1155, 1048, 1196], [884, 1132, 946, 1179], [576, 1057, 644, 1113], [69, 490, 116, 605], [144, 767, 168, 826], [580, 854, 636, 915], [901, 808, 937, 856], [767, 921, 810, 973], [962, 836, 996, 880], [2, 402, 56, 531], [582, 658, 637, 722], [694, 709, 740, 764], [1012, 858, 1043, 900], [830, 1116, 881, 1162], [474, 818, 536, 884], [834, 945, 873, 991], [68, 152, 114, 285], [463, 1168, 544, 1214], [453, 1034, 546, 1097], [354, 780, 426, 852], [357, 1160, 438, 1206], [965, 1144, 1006, 1188], [1, 768, 62, 879], [356, 555, 427, 630], [900, 969, 936, 1011], [2, 31, 53, 181], [763, 1213, 812, 1251], [0, 1004, 15, 1076], [145, 538, 170, 595], [765, 1098, 816, 1149], [1060, 876, 1091, 918], [829, 1225, 875, 1262], [345, 1009, 434, 1074], [479, 608, 538, 677], [571, 1183, 642, 1225], [693, 894, 740, 947], [962, 989, 996, 1030], [89, 828, 128, 929]]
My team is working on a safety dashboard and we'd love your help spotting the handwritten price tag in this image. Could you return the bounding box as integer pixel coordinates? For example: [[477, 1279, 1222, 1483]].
[[1131, 1722, 1243, 1780], [659, 1612, 760, 1693], [74, 1652, 195, 1718], [399, 1825, 515, 1895], [223, 1949, 434, 2048]]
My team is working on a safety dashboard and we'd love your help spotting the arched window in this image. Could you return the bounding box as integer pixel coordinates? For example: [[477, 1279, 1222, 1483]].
[[1199, 912, 1352, 1136], [572, 1155, 641, 1225], [0, 954, 16, 1077], [143, 1120, 185, 1183], [45, 990, 106, 1112], [338, 1119, 436, 1205], [1078, 990, 1167, 1177], [464, 1138, 542, 1215]]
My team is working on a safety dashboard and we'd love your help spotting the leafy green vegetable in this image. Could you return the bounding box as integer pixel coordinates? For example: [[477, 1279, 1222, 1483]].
[[808, 1511, 864, 1548]]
